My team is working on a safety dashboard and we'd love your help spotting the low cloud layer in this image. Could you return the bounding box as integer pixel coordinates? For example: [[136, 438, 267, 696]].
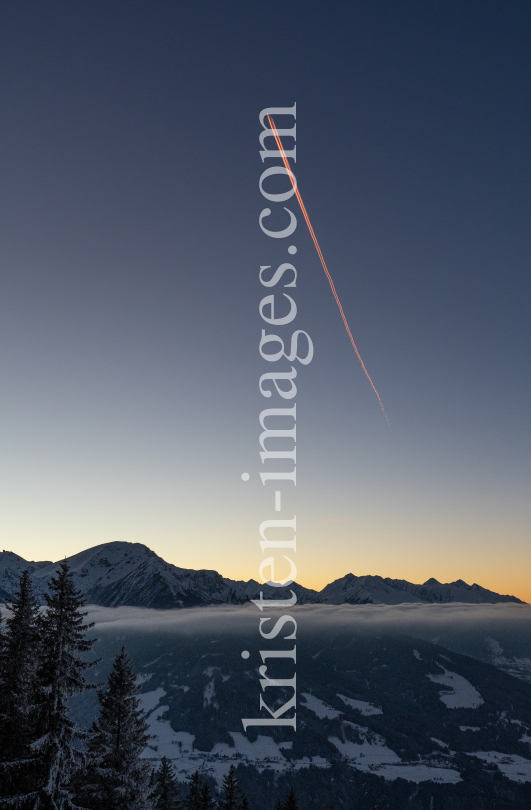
[[85, 602, 531, 661]]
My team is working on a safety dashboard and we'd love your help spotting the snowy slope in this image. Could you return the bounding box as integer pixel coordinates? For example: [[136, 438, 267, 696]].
[[0, 550, 52, 602], [30, 542, 233, 607], [0, 541, 316, 608]]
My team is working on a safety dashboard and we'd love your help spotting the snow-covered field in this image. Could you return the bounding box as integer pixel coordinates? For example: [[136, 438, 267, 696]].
[[337, 694, 382, 716], [427, 667, 484, 708], [139, 688, 329, 786], [140, 686, 462, 786], [470, 751, 531, 783]]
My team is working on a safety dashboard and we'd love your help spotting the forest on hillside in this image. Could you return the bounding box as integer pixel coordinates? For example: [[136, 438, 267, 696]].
[[0, 563, 306, 810]]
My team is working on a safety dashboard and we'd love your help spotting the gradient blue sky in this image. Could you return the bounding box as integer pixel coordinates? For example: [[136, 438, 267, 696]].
[[1, 1, 530, 598]]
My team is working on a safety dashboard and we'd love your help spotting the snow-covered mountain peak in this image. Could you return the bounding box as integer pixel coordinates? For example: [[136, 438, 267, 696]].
[[33, 541, 176, 582]]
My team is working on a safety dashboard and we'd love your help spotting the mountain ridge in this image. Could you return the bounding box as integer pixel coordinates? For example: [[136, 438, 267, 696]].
[[313, 572, 523, 606], [0, 541, 524, 607]]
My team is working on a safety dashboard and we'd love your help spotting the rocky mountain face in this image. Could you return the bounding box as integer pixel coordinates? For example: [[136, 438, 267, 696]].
[[0, 542, 524, 608]]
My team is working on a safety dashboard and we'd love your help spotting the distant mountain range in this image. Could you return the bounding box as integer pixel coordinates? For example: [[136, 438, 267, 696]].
[[312, 572, 524, 605], [0, 541, 524, 607]]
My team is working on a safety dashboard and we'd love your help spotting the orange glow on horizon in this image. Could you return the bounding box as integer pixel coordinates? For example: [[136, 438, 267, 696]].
[[267, 115, 389, 422], [287, 568, 530, 605]]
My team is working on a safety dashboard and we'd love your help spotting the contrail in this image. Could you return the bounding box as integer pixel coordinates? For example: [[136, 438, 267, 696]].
[[267, 115, 388, 422]]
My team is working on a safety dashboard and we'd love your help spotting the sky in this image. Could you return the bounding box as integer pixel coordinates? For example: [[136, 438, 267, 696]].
[[0, 1, 530, 599]]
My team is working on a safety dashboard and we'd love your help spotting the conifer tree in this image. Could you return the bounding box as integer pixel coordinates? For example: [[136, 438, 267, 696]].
[[0, 605, 5, 654], [218, 765, 243, 810], [33, 558, 97, 809], [184, 772, 218, 810], [199, 781, 216, 810], [183, 771, 202, 810], [76, 646, 154, 810], [280, 788, 298, 810], [239, 796, 250, 810], [152, 756, 182, 810], [0, 570, 43, 805]]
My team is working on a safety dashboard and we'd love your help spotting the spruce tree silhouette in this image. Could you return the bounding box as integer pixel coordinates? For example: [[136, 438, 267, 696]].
[[153, 756, 182, 809], [183, 770, 218, 810], [184, 771, 203, 810], [199, 779, 216, 810], [0, 569, 42, 802], [77, 646, 154, 809], [281, 787, 298, 810], [218, 764, 243, 810], [35, 558, 97, 809]]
